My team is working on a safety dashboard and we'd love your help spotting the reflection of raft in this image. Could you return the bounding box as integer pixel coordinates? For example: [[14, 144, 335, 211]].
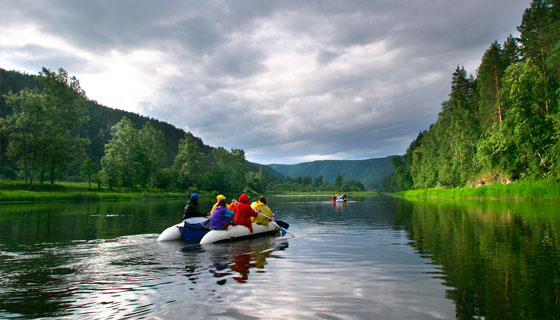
[[200, 221, 281, 244]]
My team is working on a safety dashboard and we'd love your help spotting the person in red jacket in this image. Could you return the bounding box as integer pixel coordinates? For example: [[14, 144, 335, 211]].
[[233, 193, 258, 232]]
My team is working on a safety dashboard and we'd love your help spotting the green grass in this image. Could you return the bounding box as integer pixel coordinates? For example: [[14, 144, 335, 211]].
[[395, 179, 560, 201], [0, 179, 189, 203]]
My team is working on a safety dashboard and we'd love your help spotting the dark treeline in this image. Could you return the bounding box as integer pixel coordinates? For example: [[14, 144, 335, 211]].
[[267, 174, 366, 192], [382, 0, 560, 192]]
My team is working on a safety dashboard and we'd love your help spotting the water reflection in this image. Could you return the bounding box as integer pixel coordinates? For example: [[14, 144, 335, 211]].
[[2, 197, 560, 319], [332, 200, 347, 214], [396, 198, 560, 320], [181, 237, 290, 285]]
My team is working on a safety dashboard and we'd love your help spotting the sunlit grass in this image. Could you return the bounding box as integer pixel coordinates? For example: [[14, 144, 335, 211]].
[[396, 179, 560, 201], [0, 179, 188, 202]]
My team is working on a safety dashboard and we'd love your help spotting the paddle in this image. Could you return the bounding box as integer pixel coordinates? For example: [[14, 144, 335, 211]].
[[257, 212, 290, 229]]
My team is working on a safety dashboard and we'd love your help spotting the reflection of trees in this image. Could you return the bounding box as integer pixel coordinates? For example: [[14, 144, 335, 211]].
[[204, 238, 289, 285], [395, 199, 560, 320]]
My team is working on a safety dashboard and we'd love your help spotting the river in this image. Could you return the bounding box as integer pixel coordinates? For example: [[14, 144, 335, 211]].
[[0, 195, 559, 319]]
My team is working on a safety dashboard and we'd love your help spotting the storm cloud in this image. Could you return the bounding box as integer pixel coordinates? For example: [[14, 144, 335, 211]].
[[0, 0, 529, 164]]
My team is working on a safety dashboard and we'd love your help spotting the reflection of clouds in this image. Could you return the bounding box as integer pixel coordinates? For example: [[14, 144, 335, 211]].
[[231, 229, 453, 319]]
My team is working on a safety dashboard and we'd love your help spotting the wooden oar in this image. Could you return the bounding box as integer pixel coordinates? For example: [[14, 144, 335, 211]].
[[257, 212, 290, 229]]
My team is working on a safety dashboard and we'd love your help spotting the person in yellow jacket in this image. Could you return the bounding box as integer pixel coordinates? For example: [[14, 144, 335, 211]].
[[250, 196, 274, 227], [210, 195, 236, 216]]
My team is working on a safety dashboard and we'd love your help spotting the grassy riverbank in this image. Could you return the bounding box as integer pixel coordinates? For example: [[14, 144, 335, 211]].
[[395, 179, 560, 201], [0, 179, 379, 203], [0, 180, 189, 203]]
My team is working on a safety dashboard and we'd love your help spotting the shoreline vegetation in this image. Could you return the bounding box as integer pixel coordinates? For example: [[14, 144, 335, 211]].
[[0, 179, 375, 203], [0, 180, 187, 203], [2, 178, 559, 203], [395, 179, 560, 201]]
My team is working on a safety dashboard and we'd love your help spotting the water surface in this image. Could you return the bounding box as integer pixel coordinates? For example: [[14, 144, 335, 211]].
[[0, 196, 559, 319]]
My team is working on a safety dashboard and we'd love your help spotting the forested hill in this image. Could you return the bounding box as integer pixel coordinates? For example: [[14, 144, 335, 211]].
[[0, 68, 207, 167], [268, 157, 394, 189], [0, 68, 284, 180]]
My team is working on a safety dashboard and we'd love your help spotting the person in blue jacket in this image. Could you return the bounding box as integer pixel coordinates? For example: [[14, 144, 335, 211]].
[[182, 193, 204, 220]]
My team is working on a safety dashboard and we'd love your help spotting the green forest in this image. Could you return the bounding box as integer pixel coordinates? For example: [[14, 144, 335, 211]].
[[382, 0, 560, 192]]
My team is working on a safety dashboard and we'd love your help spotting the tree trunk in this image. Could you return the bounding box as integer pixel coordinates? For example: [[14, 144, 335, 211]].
[[23, 134, 29, 185], [494, 68, 502, 122]]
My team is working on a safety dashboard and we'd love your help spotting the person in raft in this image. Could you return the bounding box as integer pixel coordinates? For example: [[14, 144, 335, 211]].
[[210, 194, 226, 214], [233, 193, 259, 232], [251, 196, 274, 227], [210, 198, 235, 230], [182, 193, 204, 220], [210, 194, 237, 215]]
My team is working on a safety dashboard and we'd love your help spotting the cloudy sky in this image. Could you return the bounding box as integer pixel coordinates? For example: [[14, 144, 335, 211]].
[[1, 0, 529, 164]]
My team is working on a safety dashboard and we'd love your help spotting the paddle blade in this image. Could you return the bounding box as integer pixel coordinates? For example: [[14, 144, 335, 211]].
[[275, 219, 289, 229]]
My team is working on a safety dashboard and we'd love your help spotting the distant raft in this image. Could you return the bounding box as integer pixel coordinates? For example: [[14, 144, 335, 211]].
[[199, 221, 281, 244]]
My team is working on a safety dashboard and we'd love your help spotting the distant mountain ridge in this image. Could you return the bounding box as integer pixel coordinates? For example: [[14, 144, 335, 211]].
[[268, 157, 395, 189]]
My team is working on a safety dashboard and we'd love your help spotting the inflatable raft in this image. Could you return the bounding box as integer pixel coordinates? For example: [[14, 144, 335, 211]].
[[157, 222, 183, 241], [157, 217, 209, 241], [200, 221, 281, 244], [157, 218, 282, 244]]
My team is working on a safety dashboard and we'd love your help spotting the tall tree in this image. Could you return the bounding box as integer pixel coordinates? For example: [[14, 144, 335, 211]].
[[518, 0, 560, 114], [334, 174, 343, 188], [173, 132, 208, 192], [1, 89, 47, 186], [37, 68, 89, 183], [137, 122, 166, 187], [477, 42, 506, 127], [100, 117, 139, 188]]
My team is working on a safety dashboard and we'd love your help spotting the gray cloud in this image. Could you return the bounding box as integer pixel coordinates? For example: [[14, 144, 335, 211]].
[[0, 0, 530, 164]]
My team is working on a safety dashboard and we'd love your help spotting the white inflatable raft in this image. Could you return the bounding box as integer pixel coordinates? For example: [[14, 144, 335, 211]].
[[199, 221, 281, 244], [157, 222, 183, 241]]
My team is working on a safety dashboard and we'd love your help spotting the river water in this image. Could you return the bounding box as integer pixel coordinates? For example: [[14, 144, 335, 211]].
[[0, 195, 559, 319]]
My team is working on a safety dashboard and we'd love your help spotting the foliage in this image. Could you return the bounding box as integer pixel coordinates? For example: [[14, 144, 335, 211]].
[[100, 117, 166, 188], [172, 132, 209, 191], [384, 0, 560, 192], [396, 179, 560, 201], [268, 157, 394, 190], [267, 173, 365, 192], [1, 68, 89, 187]]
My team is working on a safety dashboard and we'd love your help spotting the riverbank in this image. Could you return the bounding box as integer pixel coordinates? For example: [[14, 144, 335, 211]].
[[267, 190, 378, 196], [395, 179, 560, 201], [0, 179, 378, 203], [0, 180, 190, 203]]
